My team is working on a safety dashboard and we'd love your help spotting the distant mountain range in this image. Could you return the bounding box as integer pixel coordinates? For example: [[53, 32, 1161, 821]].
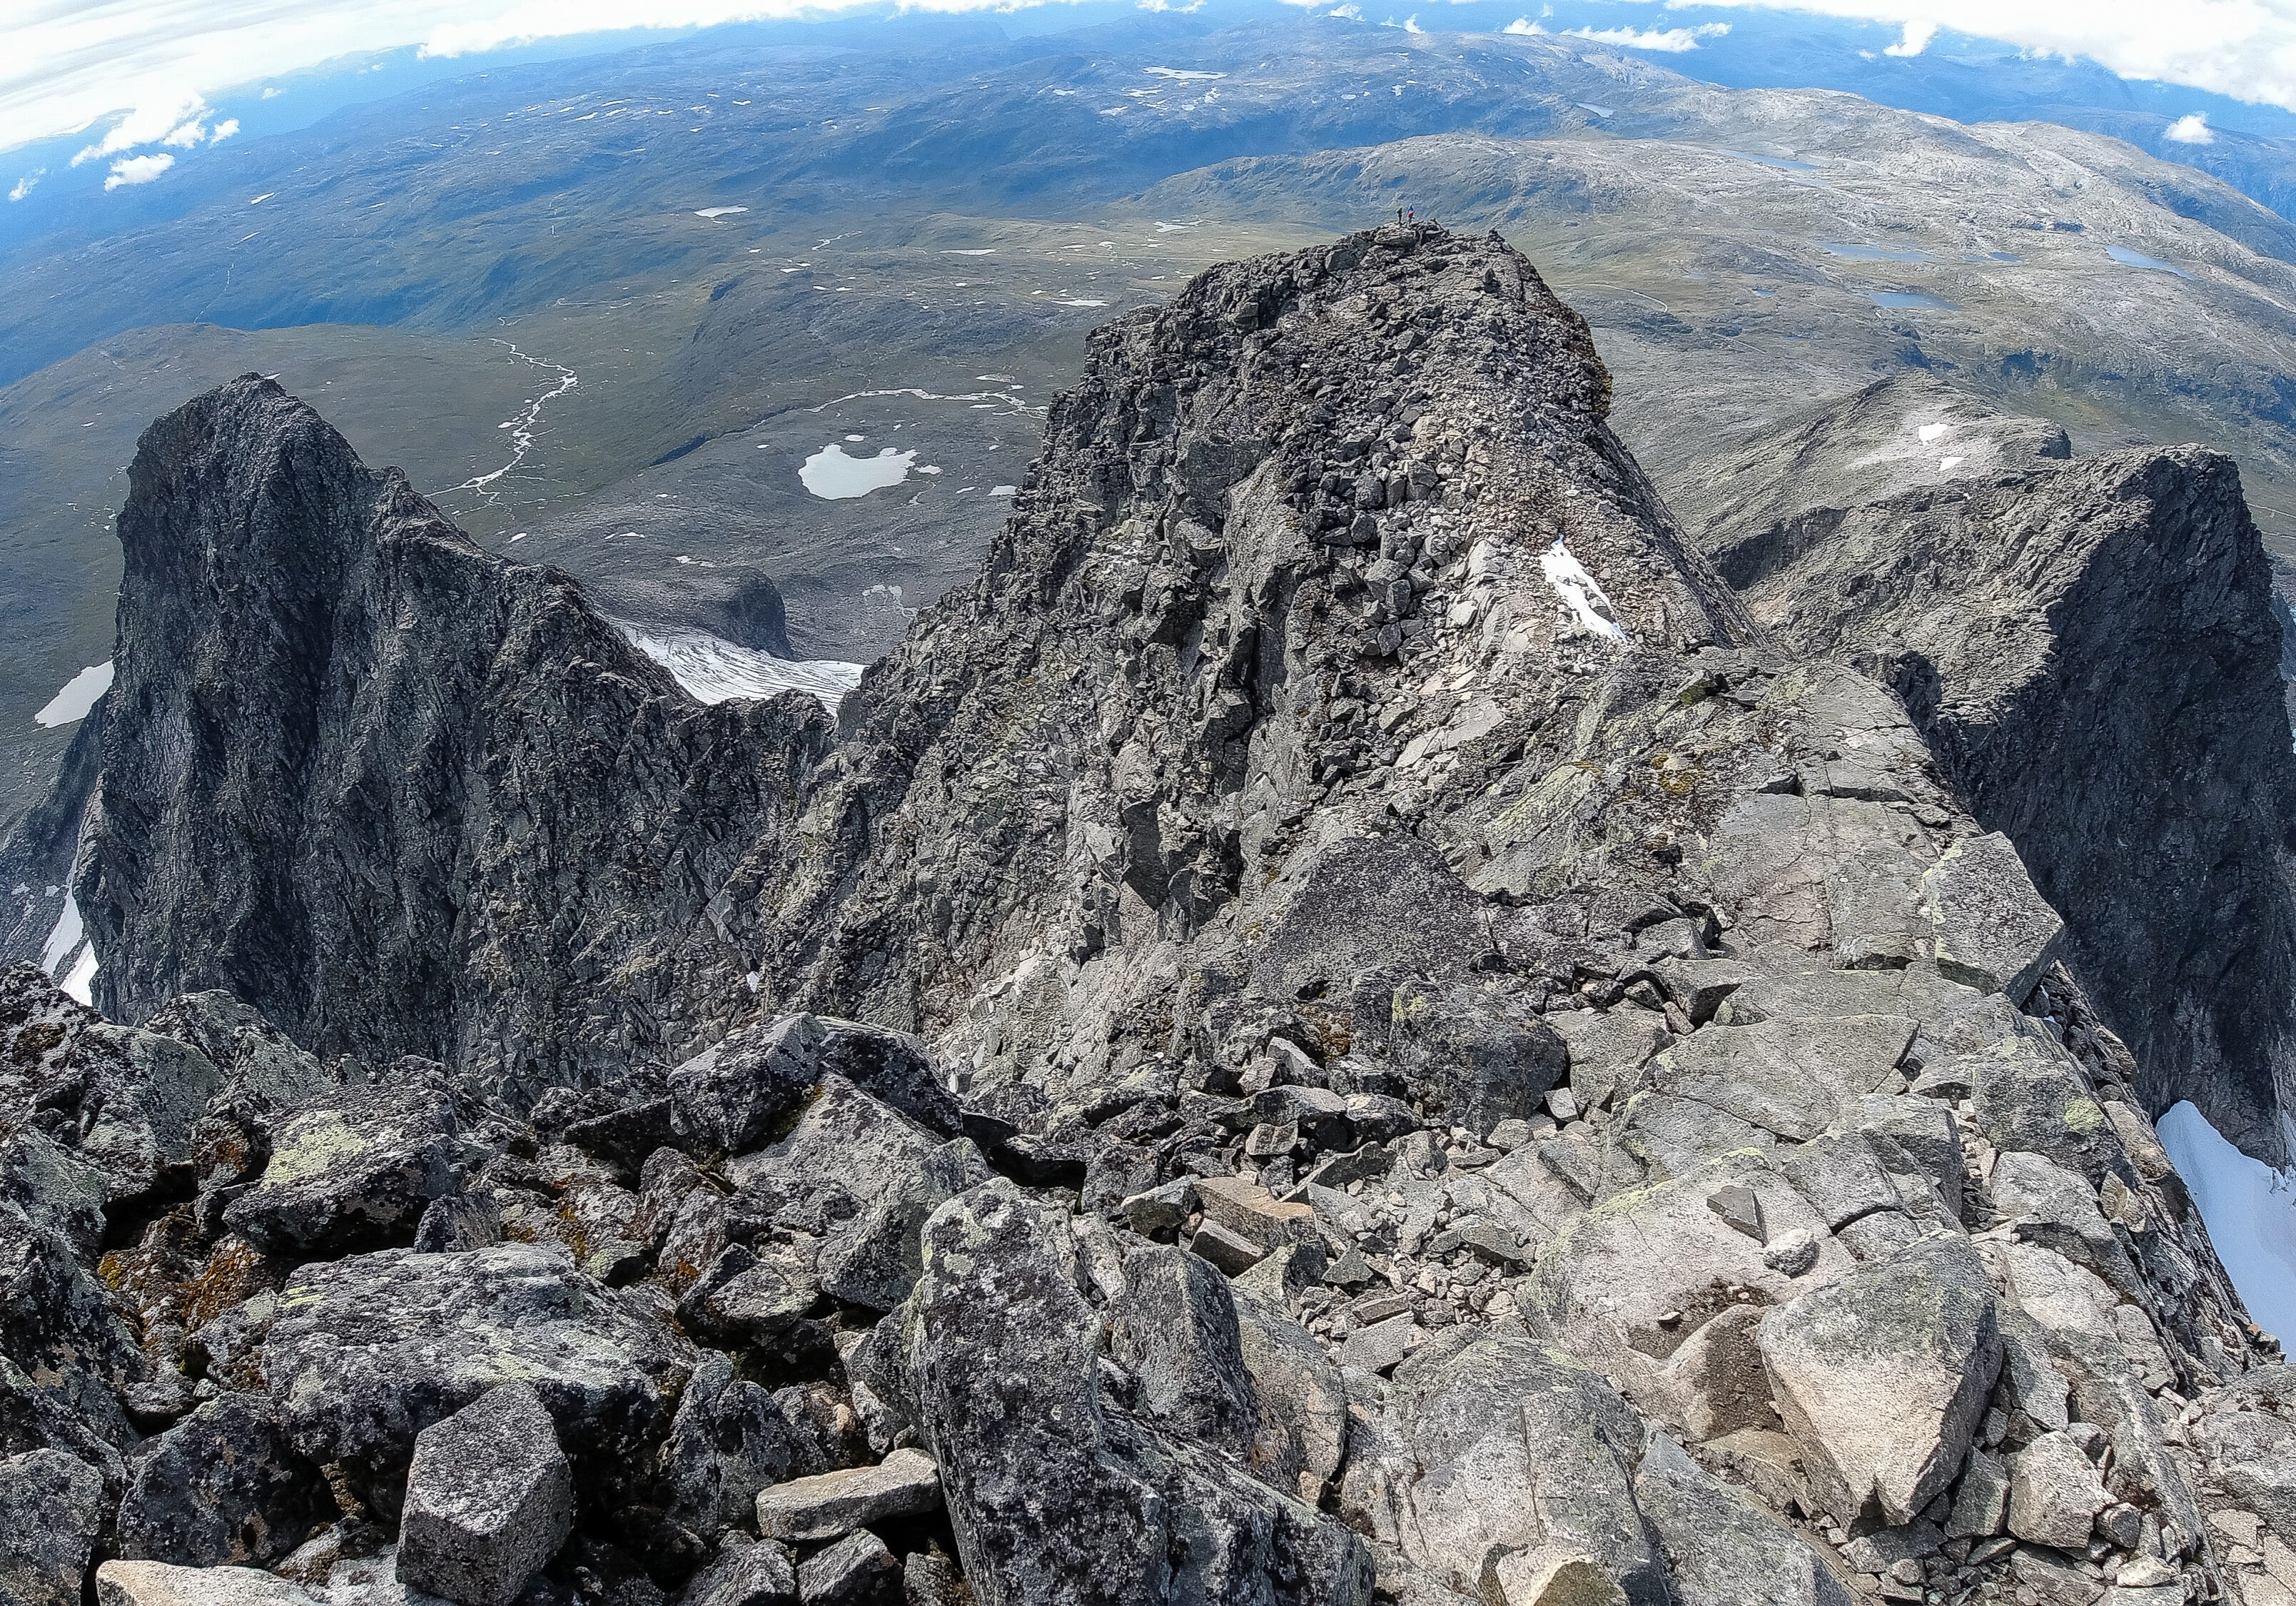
[[4, 8, 2296, 835]]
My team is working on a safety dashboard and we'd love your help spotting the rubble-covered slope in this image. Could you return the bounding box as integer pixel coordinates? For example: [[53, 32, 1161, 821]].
[[1686, 383, 2296, 1166], [4, 227, 2296, 1606]]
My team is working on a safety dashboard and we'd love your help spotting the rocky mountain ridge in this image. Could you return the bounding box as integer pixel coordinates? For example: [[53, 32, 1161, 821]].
[[4, 225, 2296, 1606]]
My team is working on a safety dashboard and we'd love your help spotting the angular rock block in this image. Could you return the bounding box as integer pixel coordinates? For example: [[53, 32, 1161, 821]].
[[1757, 1235, 2001, 1525], [94, 1562, 313, 1606], [398, 1383, 575, 1606], [1, 1448, 106, 1606], [115, 1393, 331, 1569], [1918, 832, 2063, 1002], [754, 1448, 942, 1543], [794, 1531, 897, 1606], [679, 1540, 798, 1606]]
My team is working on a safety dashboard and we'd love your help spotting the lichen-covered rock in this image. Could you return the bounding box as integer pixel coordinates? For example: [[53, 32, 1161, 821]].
[[1632, 1434, 1854, 1606], [1756, 1234, 2001, 1525], [0, 1448, 106, 1606], [221, 1059, 470, 1256], [264, 1242, 694, 1517], [116, 1393, 333, 1567], [1387, 980, 1567, 1133], [399, 1383, 575, 1606], [657, 1356, 801, 1536], [904, 1179, 1372, 1606]]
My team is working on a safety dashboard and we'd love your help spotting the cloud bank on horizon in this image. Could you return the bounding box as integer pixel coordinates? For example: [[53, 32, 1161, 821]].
[[4, 0, 2294, 163]]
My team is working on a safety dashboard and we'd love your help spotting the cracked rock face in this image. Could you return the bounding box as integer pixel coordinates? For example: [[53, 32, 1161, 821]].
[[1, 225, 2293, 1606]]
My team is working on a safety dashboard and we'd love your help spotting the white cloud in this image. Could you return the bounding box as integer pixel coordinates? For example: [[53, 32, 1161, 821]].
[[10, 0, 2296, 158], [260, 86, 281, 99], [212, 117, 241, 141], [1882, 18, 1935, 54], [1405, 11, 1425, 29], [9, 167, 41, 200], [103, 152, 176, 188], [1512, 19, 1729, 49], [69, 91, 209, 165], [160, 118, 208, 146], [1670, 2, 2296, 116], [2164, 111, 2215, 143]]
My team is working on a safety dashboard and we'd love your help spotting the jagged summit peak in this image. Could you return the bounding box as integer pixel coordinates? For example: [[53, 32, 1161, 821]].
[[905, 223, 1750, 674]]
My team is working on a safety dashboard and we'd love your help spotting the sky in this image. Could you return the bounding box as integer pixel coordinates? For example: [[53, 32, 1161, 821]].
[[6, 0, 2296, 159]]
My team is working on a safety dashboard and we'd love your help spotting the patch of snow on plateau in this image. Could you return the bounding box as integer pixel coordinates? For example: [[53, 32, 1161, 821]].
[[35, 662, 112, 727], [694, 206, 749, 218], [800, 443, 916, 499], [1917, 423, 1949, 444]]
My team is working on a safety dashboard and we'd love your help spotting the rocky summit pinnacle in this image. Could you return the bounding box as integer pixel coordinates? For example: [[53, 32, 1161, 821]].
[[4, 224, 2295, 1606]]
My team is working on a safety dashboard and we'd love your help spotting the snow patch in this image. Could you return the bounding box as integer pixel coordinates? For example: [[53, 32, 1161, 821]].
[[799, 443, 915, 499], [35, 662, 113, 727], [694, 206, 749, 218], [1539, 540, 1627, 641], [41, 894, 84, 976], [61, 946, 97, 1006], [2159, 1102, 2296, 1349], [619, 624, 865, 712], [1917, 423, 1950, 444]]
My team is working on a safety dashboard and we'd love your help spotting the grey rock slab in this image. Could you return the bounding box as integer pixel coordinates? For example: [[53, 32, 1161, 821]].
[[1375, 1333, 1667, 1604], [1634, 1432, 1855, 1606], [672, 1015, 958, 1163], [0, 1129, 108, 1261], [398, 1383, 575, 1606], [1647, 1016, 1916, 1143], [221, 1059, 467, 1257], [2006, 1430, 2109, 1550], [904, 1178, 1372, 1606], [1337, 1313, 1416, 1375], [1967, 1039, 2132, 1186], [94, 1562, 316, 1606], [1192, 1174, 1317, 1252], [264, 1241, 694, 1517], [116, 1392, 333, 1568], [2193, 1405, 2296, 1547], [657, 1355, 802, 1536], [1776, 1133, 1905, 1233], [1388, 978, 1567, 1133], [1547, 1009, 1670, 1113], [1756, 1233, 2001, 1525], [1186, 1219, 1265, 1275], [1107, 1246, 1259, 1458], [1918, 833, 2064, 1003], [794, 1530, 897, 1606], [1989, 1150, 2139, 1295], [753, 1448, 943, 1543], [1233, 1291, 1350, 1491], [0, 1448, 105, 1606], [680, 1542, 798, 1606], [1944, 1448, 2011, 1539]]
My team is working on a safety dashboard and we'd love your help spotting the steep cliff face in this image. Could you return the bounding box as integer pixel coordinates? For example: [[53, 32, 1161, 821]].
[[1691, 394, 2296, 1164], [6, 228, 2292, 1606], [72, 378, 833, 1100]]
